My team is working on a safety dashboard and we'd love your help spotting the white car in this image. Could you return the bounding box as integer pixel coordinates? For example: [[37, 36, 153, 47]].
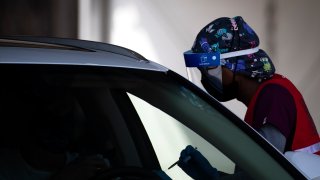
[[0, 36, 316, 180]]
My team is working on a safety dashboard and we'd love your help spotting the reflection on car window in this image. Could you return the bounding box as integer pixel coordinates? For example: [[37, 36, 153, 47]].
[[127, 91, 235, 179]]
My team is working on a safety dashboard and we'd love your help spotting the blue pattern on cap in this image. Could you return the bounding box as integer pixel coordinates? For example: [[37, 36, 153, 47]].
[[191, 16, 275, 81]]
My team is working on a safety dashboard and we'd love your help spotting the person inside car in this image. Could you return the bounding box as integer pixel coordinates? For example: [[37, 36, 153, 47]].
[[178, 16, 320, 179], [0, 81, 110, 180]]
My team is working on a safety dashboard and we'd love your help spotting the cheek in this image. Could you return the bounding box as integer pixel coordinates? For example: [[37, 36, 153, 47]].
[[222, 67, 234, 86]]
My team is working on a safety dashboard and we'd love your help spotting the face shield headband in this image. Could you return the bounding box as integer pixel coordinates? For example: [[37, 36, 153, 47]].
[[183, 47, 259, 101], [183, 46, 260, 68]]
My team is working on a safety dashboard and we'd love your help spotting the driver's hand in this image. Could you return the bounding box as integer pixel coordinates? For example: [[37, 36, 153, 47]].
[[51, 155, 110, 180]]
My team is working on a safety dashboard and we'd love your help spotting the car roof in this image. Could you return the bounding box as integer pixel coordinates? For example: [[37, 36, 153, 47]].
[[0, 36, 168, 72]]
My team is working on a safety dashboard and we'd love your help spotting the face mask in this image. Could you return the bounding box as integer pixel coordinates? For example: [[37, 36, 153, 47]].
[[199, 67, 238, 102]]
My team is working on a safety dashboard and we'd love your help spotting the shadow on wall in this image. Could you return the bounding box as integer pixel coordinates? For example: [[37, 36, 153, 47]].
[[0, 0, 78, 38]]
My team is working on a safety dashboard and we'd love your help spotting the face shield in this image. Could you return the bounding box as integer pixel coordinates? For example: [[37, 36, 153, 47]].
[[183, 47, 259, 101]]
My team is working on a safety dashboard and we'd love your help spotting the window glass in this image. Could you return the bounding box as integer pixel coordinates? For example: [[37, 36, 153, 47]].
[[128, 92, 235, 179], [0, 65, 300, 179]]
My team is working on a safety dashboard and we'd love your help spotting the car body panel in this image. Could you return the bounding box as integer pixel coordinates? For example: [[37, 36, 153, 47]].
[[0, 37, 168, 72]]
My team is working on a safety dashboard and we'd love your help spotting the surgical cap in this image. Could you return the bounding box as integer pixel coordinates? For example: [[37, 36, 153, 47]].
[[192, 16, 275, 81]]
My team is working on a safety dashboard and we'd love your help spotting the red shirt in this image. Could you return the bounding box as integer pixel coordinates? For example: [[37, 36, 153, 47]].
[[245, 74, 320, 155]]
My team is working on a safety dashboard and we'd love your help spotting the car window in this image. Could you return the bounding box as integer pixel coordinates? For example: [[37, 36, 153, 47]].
[[128, 93, 235, 179], [0, 65, 304, 180]]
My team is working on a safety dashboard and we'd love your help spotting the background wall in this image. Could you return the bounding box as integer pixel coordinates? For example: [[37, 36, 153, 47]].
[[0, 0, 78, 38]]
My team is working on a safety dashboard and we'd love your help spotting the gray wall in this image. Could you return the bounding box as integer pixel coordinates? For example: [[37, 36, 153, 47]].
[[0, 0, 78, 38]]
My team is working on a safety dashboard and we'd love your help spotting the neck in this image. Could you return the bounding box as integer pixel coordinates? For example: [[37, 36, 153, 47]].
[[236, 76, 260, 107]]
